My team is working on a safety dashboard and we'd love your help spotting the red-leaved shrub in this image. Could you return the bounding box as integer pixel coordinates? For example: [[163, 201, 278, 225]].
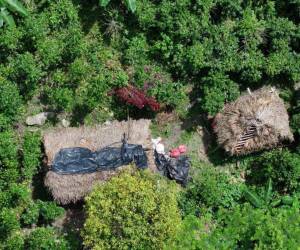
[[113, 85, 160, 111]]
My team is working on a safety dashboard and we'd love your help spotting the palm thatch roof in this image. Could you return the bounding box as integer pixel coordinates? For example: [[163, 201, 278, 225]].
[[44, 119, 156, 205], [213, 87, 294, 155]]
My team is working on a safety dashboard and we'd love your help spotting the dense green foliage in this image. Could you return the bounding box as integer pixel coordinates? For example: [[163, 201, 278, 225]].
[[246, 149, 300, 193], [179, 164, 244, 216], [1, 0, 299, 118], [82, 169, 181, 250], [22, 131, 41, 181], [0, 79, 22, 129], [171, 198, 300, 250], [21, 200, 64, 226], [25, 227, 70, 250], [0, 0, 299, 249], [205, 203, 300, 249], [0, 129, 64, 248]]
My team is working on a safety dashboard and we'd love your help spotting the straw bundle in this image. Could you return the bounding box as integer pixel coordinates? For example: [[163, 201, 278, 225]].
[[213, 87, 293, 155], [44, 119, 155, 204]]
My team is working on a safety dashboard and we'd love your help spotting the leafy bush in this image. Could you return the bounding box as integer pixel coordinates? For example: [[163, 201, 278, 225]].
[[0, 183, 30, 210], [134, 0, 299, 114], [21, 202, 40, 226], [21, 200, 64, 226], [25, 227, 70, 250], [204, 203, 300, 249], [0, 208, 20, 241], [3, 231, 25, 250], [165, 214, 213, 250], [8, 52, 43, 98], [243, 179, 283, 209], [113, 85, 160, 111], [38, 200, 64, 224], [201, 71, 240, 115], [123, 34, 149, 66], [22, 131, 41, 181], [130, 64, 189, 115], [6, 183, 31, 208], [0, 130, 20, 189], [246, 149, 300, 194], [0, 78, 22, 124], [179, 164, 244, 216], [171, 202, 300, 249], [82, 169, 181, 250]]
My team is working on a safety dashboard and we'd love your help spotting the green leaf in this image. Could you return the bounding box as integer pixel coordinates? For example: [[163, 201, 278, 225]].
[[281, 196, 294, 205], [270, 199, 282, 207], [264, 178, 272, 203], [0, 16, 3, 27], [3, 0, 28, 16], [0, 7, 15, 27], [125, 0, 136, 13], [244, 189, 264, 208], [99, 0, 110, 7]]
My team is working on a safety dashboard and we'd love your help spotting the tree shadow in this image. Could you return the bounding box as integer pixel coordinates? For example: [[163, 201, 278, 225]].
[[56, 202, 85, 250], [72, 0, 104, 35], [31, 144, 54, 201]]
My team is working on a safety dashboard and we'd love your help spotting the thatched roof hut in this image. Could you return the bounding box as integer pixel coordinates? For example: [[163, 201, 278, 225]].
[[213, 87, 294, 155], [44, 119, 156, 205]]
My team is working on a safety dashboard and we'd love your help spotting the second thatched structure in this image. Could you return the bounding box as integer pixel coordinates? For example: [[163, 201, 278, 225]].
[[213, 87, 294, 155], [44, 119, 156, 205]]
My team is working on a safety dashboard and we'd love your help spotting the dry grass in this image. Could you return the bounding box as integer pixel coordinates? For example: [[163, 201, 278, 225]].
[[43, 119, 156, 204], [214, 87, 293, 155]]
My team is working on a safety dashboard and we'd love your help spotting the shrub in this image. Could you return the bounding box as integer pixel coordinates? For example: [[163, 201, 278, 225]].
[[21, 200, 64, 226], [201, 71, 240, 115], [0, 208, 20, 241], [165, 214, 213, 250], [0, 26, 23, 61], [25, 227, 70, 250], [21, 202, 40, 226], [149, 81, 188, 109], [179, 164, 244, 216], [113, 85, 160, 111], [3, 231, 25, 250], [246, 149, 300, 194], [131, 64, 189, 114], [8, 52, 43, 98], [205, 203, 300, 249], [123, 34, 149, 66], [0, 78, 22, 123], [37, 36, 65, 69], [22, 131, 42, 181], [0, 114, 11, 131], [0, 184, 30, 210], [45, 87, 74, 112], [0, 130, 20, 189], [6, 183, 31, 208], [38, 201, 64, 224], [82, 169, 181, 250]]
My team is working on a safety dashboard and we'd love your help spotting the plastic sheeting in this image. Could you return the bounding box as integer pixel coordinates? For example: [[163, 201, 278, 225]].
[[154, 151, 190, 185], [51, 140, 148, 174]]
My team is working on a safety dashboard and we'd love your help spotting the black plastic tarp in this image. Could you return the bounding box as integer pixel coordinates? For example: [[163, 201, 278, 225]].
[[51, 140, 148, 174], [154, 151, 190, 185]]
